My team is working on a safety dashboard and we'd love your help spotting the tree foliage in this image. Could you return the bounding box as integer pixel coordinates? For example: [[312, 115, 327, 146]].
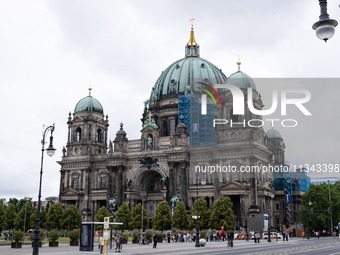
[[46, 203, 63, 230], [190, 197, 211, 229], [94, 206, 110, 230], [31, 206, 48, 230], [300, 182, 340, 233], [129, 203, 148, 230], [209, 196, 236, 231], [114, 203, 131, 230], [62, 205, 82, 230], [152, 201, 171, 231], [1, 204, 17, 231], [14, 201, 33, 231], [173, 201, 189, 229], [0, 201, 5, 231]]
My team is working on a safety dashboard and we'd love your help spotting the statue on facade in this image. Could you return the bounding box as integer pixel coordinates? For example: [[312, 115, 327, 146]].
[[126, 178, 132, 188], [109, 140, 113, 153], [143, 99, 149, 112], [147, 135, 153, 149], [171, 196, 179, 209], [108, 198, 116, 212]]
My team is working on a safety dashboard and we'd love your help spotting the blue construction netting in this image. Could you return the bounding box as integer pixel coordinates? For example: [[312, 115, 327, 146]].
[[274, 168, 311, 193], [178, 95, 214, 146]]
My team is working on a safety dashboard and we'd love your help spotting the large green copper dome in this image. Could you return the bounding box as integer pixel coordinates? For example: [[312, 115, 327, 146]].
[[74, 88, 104, 114], [149, 27, 227, 102]]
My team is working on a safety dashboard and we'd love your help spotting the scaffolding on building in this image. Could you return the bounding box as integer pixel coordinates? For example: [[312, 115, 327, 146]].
[[178, 95, 214, 146], [274, 168, 311, 227]]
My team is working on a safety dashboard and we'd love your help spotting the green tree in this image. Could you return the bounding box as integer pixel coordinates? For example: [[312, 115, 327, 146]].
[[46, 203, 63, 230], [94, 206, 110, 222], [152, 201, 171, 231], [31, 206, 48, 229], [129, 203, 148, 230], [114, 202, 131, 230], [210, 196, 236, 231], [190, 197, 211, 229], [94, 206, 110, 230], [2, 204, 17, 232], [14, 201, 33, 231], [62, 205, 82, 230], [300, 182, 340, 233], [173, 201, 189, 229], [0, 200, 5, 231], [8, 198, 19, 212]]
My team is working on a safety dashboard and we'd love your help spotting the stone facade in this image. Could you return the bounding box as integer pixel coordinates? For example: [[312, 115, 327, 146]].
[[58, 27, 288, 230]]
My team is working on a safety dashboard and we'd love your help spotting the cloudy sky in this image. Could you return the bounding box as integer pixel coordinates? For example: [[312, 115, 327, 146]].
[[0, 0, 339, 201]]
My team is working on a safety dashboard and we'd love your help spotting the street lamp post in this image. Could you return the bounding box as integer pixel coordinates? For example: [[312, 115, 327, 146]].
[[328, 181, 333, 235], [171, 200, 174, 236], [313, 0, 338, 42], [32, 124, 56, 255], [195, 175, 206, 248], [140, 191, 146, 236], [268, 190, 274, 242], [306, 197, 312, 239]]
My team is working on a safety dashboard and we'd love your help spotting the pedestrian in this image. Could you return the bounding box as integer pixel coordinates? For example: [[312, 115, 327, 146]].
[[115, 234, 122, 253], [99, 234, 104, 254], [153, 233, 158, 248], [245, 232, 249, 241], [186, 233, 190, 242], [228, 232, 234, 247], [167, 232, 170, 243], [283, 231, 286, 242]]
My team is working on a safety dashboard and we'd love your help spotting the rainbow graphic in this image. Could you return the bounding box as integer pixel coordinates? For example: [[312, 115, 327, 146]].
[[198, 82, 222, 107]]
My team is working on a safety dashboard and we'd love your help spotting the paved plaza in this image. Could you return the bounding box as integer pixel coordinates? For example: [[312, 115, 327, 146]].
[[1, 238, 340, 255]]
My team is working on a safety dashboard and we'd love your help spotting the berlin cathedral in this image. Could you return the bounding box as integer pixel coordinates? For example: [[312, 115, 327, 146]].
[[58, 22, 290, 231]]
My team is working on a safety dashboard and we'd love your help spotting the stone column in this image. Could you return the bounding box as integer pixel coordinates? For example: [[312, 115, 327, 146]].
[[179, 161, 189, 207], [167, 162, 176, 200]]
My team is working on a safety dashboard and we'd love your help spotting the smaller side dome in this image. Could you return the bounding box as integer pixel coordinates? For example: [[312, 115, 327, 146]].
[[265, 128, 283, 140], [227, 61, 256, 90], [74, 88, 104, 114]]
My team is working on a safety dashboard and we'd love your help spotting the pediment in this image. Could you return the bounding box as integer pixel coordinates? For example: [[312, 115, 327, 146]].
[[61, 188, 79, 196], [219, 181, 247, 191]]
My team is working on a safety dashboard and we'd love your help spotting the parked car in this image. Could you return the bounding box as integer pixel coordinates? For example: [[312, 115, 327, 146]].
[[262, 232, 283, 239]]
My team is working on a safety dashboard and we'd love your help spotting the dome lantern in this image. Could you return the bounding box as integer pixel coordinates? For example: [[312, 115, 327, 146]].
[[185, 17, 200, 57], [74, 88, 104, 114]]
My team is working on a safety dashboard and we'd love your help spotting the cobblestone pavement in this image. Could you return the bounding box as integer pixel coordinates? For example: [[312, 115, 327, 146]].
[[1, 238, 338, 255]]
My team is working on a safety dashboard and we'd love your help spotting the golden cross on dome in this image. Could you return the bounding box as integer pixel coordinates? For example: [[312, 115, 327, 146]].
[[190, 17, 195, 28]]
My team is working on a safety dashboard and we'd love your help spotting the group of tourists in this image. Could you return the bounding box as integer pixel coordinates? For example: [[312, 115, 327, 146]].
[[99, 233, 122, 253]]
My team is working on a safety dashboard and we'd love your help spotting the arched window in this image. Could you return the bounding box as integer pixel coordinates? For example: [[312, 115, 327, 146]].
[[97, 129, 103, 143], [230, 161, 240, 181], [99, 175, 106, 189], [75, 127, 82, 141], [72, 175, 78, 190]]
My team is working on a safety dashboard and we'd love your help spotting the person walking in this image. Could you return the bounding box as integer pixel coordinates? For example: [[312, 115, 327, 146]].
[[115, 234, 122, 253], [245, 232, 249, 241], [153, 233, 158, 248], [167, 232, 170, 243], [99, 234, 105, 254]]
